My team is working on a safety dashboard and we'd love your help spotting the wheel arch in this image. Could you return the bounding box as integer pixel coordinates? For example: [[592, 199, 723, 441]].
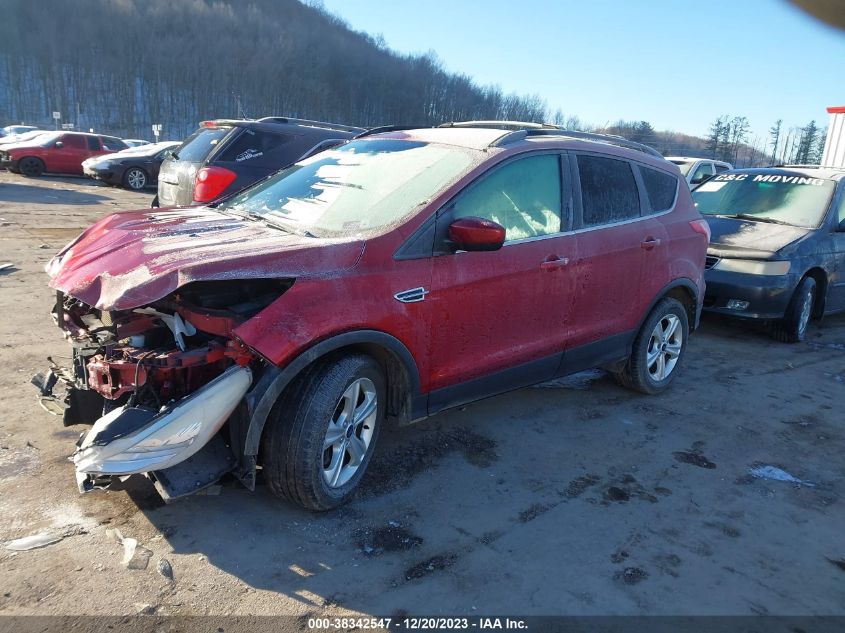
[[640, 278, 699, 332], [802, 267, 827, 317], [240, 329, 423, 468]]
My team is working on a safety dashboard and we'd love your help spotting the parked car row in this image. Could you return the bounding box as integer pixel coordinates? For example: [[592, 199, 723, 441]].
[[82, 141, 179, 190], [27, 119, 845, 512]]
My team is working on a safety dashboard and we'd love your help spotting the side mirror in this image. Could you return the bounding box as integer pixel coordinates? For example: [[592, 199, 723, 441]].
[[448, 217, 506, 252], [54, 141, 63, 149]]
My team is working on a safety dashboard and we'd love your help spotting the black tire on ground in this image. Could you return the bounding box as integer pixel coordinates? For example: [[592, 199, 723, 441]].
[[771, 276, 816, 343], [123, 167, 148, 190], [150, 194, 159, 208], [613, 297, 690, 395], [261, 354, 385, 511], [18, 157, 44, 177]]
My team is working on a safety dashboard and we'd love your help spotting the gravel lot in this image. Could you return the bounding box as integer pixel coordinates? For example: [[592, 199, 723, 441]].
[[0, 170, 843, 618]]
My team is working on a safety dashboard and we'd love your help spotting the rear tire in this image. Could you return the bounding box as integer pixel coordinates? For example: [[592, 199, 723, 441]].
[[123, 167, 147, 190], [261, 354, 385, 511], [19, 157, 44, 177], [771, 276, 816, 343], [613, 298, 689, 395]]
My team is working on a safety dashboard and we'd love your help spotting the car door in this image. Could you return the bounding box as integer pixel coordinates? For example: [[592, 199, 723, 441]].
[[566, 153, 649, 357], [828, 185, 845, 311], [52, 134, 88, 173], [426, 152, 578, 411]]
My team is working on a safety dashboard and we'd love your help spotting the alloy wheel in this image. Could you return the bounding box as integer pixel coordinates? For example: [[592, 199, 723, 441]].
[[646, 314, 682, 381], [126, 168, 146, 190], [20, 158, 42, 177], [321, 377, 377, 488]]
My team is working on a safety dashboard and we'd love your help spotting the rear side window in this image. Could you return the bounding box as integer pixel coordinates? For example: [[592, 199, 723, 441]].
[[86, 136, 101, 150], [217, 129, 293, 166], [176, 128, 230, 162], [640, 166, 677, 213], [452, 154, 561, 242], [101, 136, 127, 151], [60, 135, 86, 149], [577, 155, 640, 226]]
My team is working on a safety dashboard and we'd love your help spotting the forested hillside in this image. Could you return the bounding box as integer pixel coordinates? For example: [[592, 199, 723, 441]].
[[0, 0, 547, 138]]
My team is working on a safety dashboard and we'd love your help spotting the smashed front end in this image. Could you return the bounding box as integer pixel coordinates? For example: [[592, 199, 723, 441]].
[[33, 279, 291, 500]]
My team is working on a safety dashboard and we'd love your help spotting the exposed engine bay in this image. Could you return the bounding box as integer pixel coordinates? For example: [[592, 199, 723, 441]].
[[32, 279, 291, 500]]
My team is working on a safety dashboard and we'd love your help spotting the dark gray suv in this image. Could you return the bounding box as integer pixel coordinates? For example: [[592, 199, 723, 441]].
[[154, 117, 364, 207]]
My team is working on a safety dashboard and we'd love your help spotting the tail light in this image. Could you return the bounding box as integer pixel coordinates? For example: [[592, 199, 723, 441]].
[[689, 219, 711, 242], [193, 166, 237, 203]]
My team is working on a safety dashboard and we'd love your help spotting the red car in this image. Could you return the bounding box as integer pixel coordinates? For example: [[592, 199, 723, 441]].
[[0, 131, 128, 176], [34, 123, 708, 510]]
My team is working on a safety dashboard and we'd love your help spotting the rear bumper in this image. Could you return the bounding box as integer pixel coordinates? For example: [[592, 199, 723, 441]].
[[703, 268, 798, 320]]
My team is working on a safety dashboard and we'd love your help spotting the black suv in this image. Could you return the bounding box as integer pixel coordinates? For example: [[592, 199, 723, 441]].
[[154, 117, 365, 207]]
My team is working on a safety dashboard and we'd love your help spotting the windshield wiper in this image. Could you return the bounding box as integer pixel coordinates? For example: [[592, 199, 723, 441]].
[[720, 213, 794, 226]]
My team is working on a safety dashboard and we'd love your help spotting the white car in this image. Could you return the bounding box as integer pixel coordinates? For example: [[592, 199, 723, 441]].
[[122, 139, 151, 148], [666, 156, 732, 187], [2, 125, 40, 136]]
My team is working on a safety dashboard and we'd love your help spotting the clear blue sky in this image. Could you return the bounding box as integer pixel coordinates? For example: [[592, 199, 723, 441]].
[[319, 0, 845, 141]]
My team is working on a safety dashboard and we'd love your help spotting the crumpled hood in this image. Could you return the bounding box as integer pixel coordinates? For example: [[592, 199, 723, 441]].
[[48, 207, 364, 310], [706, 216, 811, 258]]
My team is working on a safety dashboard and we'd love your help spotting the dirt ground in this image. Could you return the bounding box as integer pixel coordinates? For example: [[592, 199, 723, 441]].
[[0, 170, 843, 618]]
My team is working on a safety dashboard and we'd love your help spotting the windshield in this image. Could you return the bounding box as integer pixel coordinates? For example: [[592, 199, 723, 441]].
[[692, 173, 836, 229], [36, 132, 63, 146], [174, 127, 230, 162], [218, 139, 478, 238], [669, 159, 694, 176]]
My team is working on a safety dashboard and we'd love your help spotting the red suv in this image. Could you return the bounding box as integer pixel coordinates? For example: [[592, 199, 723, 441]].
[[34, 122, 707, 510], [0, 131, 127, 176]]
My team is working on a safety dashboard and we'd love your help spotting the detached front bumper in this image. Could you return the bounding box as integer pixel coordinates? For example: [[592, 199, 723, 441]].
[[704, 268, 798, 320], [73, 365, 251, 482]]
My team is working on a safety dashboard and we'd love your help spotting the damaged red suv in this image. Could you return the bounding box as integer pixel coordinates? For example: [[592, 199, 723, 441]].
[[34, 122, 707, 510]]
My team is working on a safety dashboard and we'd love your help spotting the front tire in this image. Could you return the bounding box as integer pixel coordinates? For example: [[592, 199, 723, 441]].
[[261, 354, 385, 511], [771, 276, 816, 343], [614, 297, 689, 395], [123, 167, 147, 190], [18, 157, 44, 177]]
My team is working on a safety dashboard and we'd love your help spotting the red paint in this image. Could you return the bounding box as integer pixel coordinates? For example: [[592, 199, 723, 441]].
[[826, 106, 845, 114], [448, 217, 506, 251], [49, 131, 706, 402], [2, 132, 114, 175]]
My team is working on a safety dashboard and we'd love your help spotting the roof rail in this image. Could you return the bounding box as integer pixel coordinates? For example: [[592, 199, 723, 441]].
[[354, 125, 431, 139], [772, 164, 845, 170], [436, 120, 662, 158], [493, 128, 663, 158], [439, 120, 559, 131], [258, 116, 365, 133]]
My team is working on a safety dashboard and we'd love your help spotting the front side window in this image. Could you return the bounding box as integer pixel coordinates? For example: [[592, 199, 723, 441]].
[[715, 164, 731, 174], [451, 154, 561, 242], [577, 154, 640, 226], [669, 159, 694, 176], [691, 162, 715, 183], [59, 134, 86, 149], [692, 172, 836, 228], [218, 139, 478, 238], [86, 136, 101, 151]]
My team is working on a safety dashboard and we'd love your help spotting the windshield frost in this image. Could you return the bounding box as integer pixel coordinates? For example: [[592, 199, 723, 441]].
[[218, 139, 477, 238], [692, 173, 835, 228]]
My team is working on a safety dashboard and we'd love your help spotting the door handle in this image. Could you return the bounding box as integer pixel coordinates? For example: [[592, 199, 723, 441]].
[[540, 255, 570, 270], [641, 237, 661, 250]]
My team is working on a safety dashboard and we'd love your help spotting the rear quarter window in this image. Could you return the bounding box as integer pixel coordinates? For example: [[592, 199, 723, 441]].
[[101, 137, 128, 151], [577, 154, 640, 226], [217, 129, 294, 167], [640, 166, 677, 213]]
